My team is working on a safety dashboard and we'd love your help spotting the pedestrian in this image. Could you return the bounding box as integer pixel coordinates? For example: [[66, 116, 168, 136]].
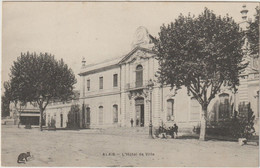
[[173, 124, 178, 137], [130, 118, 134, 127]]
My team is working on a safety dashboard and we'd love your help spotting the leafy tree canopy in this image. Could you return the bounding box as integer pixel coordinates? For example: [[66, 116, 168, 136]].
[[247, 6, 259, 56], [9, 52, 77, 130], [154, 8, 247, 140], [154, 8, 247, 106], [10, 52, 77, 104]]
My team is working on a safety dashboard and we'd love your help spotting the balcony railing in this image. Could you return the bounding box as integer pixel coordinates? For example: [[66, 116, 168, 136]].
[[125, 80, 149, 90]]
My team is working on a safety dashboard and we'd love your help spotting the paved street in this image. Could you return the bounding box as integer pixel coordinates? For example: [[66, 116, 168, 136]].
[[1, 125, 259, 167]]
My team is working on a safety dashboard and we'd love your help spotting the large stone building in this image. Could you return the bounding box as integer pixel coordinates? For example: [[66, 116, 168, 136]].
[[78, 6, 259, 131], [7, 5, 259, 132]]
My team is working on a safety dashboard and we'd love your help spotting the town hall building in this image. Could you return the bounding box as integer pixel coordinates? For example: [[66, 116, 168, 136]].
[[8, 6, 258, 133], [78, 8, 259, 131]]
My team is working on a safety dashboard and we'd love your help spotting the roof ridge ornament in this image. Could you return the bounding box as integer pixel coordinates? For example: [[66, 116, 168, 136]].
[[131, 26, 151, 48]]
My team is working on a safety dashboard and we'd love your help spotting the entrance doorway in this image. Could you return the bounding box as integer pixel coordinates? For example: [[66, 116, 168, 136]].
[[135, 97, 144, 127], [86, 107, 90, 128]]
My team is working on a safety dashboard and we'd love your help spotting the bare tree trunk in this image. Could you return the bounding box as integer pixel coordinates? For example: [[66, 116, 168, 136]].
[[199, 105, 208, 141]]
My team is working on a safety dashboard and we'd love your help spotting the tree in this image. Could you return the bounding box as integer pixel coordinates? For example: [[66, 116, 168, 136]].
[[247, 6, 259, 56], [9, 52, 77, 131], [154, 8, 247, 140], [1, 81, 12, 118], [67, 104, 80, 129]]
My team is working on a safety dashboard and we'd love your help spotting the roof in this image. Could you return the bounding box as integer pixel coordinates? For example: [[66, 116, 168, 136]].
[[79, 27, 156, 76]]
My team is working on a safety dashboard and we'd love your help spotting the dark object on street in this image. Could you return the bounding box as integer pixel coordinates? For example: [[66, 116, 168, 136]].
[[17, 152, 31, 163], [156, 123, 179, 139], [130, 118, 134, 127]]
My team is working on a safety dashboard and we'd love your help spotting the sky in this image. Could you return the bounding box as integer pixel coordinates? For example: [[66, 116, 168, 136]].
[[2, 2, 258, 92]]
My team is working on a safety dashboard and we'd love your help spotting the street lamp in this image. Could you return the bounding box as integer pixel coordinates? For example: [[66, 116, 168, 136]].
[[147, 79, 154, 138]]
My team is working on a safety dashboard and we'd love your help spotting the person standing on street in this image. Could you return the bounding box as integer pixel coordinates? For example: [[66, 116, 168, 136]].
[[130, 118, 134, 127]]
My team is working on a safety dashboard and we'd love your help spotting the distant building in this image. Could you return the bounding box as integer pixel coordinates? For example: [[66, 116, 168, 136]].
[[9, 102, 40, 125], [9, 91, 80, 127], [45, 91, 80, 128]]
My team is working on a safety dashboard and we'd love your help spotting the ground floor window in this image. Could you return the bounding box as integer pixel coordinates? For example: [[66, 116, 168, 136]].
[[167, 99, 174, 121], [60, 113, 63, 128], [47, 114, 50, 125], [190, 97, 200, 121], [86, 107, 91, 124], [99, 106, 103, 124], [113, 105, 118, 123]]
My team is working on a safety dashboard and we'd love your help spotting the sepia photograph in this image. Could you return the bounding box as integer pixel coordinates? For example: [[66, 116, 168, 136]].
[[1, 1, 259, 167]]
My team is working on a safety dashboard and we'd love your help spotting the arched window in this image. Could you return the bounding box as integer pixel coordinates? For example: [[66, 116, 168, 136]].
[[99, 106, 103, 125], [167, 99, 174, 121], [113, 105, 118, 123], [190, 97, 200, 121], [136, 65, 143, 87], [219, 93, 230, 119]]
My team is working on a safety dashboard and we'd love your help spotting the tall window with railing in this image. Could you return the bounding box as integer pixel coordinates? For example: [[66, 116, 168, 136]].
[[136, 65, 143, 87]]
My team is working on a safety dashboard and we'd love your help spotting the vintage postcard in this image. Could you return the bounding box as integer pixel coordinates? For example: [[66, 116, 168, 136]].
[[1, 1, 259, 167]]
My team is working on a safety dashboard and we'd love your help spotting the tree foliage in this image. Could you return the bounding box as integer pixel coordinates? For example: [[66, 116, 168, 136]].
[[247, 6, 259, 56], [67, 104, 80, 129], [1, 81, 12, 118], [154, 8, 247, 140], [9, 52, 77, 130]]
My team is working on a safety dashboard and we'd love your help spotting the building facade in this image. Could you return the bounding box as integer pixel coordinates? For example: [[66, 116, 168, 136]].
[[78, 22, 259, 131], [7, 6, 259, 132], [44, 91, 80, 128]]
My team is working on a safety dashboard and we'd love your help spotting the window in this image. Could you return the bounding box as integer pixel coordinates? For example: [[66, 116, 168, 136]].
[[190, 98, 200, 121], [99, 106, 103, 124], [113, 105, 118, 123], [257, 90, 259, 118], [252, 56, 259, 70], [136, 65, 143, 87], [167, 99, 174, 121], [113, 74, 118, 87], [219, 93, 230, 119], [86, 107, 91, 124], [87, 79, 90, 91], [60, 114, 63, 127], [48, 114, 50, 125], [99, 77, 103, 89]]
